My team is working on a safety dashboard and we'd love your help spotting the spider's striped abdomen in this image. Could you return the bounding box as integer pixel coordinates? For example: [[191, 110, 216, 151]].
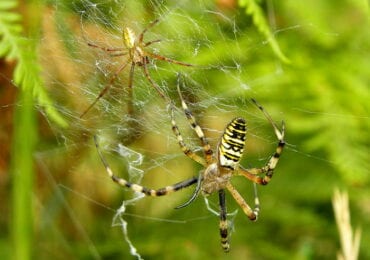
[[218, 118, 247, 170]]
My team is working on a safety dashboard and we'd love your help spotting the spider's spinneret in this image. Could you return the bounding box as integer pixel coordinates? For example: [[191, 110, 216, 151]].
[[218, 118, 247, 170]]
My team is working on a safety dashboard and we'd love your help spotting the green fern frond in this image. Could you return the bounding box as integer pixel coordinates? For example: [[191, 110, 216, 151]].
[[238, 0, 290, 63], [0, 0, 67, 127]]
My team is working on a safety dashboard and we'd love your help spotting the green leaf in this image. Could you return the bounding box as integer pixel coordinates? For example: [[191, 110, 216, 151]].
[[238, 0, 290, 63], [0, 1, 17, 9], [0, 0, 68, 127]]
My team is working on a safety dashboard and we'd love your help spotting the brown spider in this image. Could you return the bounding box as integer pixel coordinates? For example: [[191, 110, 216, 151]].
[[80, 18, 194, 118]]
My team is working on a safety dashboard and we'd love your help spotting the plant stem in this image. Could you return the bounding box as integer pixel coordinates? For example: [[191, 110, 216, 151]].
[[11, 87, 38, 260]]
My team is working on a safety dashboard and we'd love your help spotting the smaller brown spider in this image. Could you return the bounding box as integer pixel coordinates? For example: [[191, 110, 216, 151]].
[[80, 19, 193, 118]]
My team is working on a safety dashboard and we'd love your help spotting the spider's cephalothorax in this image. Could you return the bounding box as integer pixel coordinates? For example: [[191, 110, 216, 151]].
[[80, 19, 193, 118], [95, 79, 285, 252], [122, 27, 148, 66]]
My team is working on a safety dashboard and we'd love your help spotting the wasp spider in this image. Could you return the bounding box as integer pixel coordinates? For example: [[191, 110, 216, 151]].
[[94, 81, 285, 252], [80, 18, 193, 118]]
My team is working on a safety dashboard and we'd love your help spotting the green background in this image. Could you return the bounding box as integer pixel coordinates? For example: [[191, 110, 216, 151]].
[[1, 0, 369, 259]]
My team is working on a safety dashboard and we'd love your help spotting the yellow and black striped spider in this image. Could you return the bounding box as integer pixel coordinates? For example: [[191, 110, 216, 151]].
[[94, 81, 285, 252], [80, 19, 193, 118]]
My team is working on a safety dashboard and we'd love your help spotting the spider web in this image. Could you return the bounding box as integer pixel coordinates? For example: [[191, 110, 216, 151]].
[[33, 0, 351, 259], [38, 1, 291, 259]]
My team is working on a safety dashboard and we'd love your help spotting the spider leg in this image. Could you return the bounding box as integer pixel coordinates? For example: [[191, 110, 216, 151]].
[[87, 42, 125, 52], [146, 51, 194, 67], [252, 183, 260, 216], [170, 103, 207, 166], [219, 189, 230, 252], [174, 172, 203, 209], [237, 151, 282, 185], [177, 76, 213, 164], [80, 60, 130, 118], [138, 18, 161, 43], [126, 61, 136, 116], [109, 51, 128, 57], [236, 99, 285, 184], [94, 135, 198, 196], [251, 98, 285, 141], [226, 182, 259, 221], [141, 61, 169, 101], [170, 100, 207, 207], [236, 166, 266, 184], [144, 39, 161, 47]]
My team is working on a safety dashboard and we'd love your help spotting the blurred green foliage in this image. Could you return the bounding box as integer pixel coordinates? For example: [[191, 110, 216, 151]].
[[0, 0, 67, 127], [1, 0, 369, 259]]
